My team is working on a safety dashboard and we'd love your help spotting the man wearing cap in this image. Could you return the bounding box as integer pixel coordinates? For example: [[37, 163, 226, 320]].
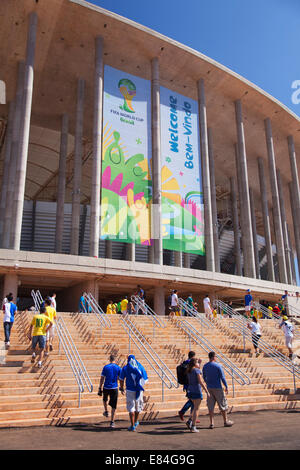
[[279, 316, 295, 359], [244, 289, 252, 318]]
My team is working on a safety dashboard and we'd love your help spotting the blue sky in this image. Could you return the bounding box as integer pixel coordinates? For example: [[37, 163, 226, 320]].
[[88, 0, 300, 117]]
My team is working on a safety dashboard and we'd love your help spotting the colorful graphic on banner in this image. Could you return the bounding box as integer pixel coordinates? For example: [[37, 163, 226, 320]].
[[160, 87, 205, 254], [101, 66, 152, 245]]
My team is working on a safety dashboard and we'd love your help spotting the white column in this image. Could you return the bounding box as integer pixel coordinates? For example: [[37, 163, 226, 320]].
[[55, 114, 68, 253], [90, 36, 104, 258], [154, 286, 165, 315], [0, 101, 14, 244], [249, 188, 260, 279], [151, 58, 162, 265], [288, 135, 300, 271], [276, 170, 293, 285], [13, 12, 37, 250], [208, 128, 220, 272], [3, 62, 25, 248], [198, 79, 214, 272], [71, 78, 85, 255], [264, 118, 287, 283], [257, 157, 275, 282], [234, 100, 255, 278], [230, 177, 242, 276]]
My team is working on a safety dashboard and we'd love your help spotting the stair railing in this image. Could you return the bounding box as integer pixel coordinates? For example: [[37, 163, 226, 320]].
[[120, 314, 178, 401], [171, 316, 251, 397], [178, 298, 215, 333]]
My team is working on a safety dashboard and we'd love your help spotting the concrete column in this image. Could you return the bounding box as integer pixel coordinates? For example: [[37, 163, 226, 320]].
[[288, 181, 300, 279], [71, 78, 85, 255], [234, 142, 246, 275], [234, 100, 255, 278], [3, 274, 18, 304], [230, 177, 242, 276], [0, 101, 14, 244], [264, 118, 287, 283], [151, 58, 162, 265], [126, 242, 135, 262], [276, 170, 293, 285], [3, 61, 25, 249], [257, 157, 275, 282], [106, 240, 112, 259], [249, 188, 260, 279], [154, 286, 165, 316], [198, 79, 214, 272], [288, 135, 300, 267], [55, 114, 68, 253], [174, 251, 182, 268], [90, 36, 104, 258], [183, 253, 190, 269], [13, 12, 37, 251], [287, 225, 297, 285], [208, 128, 220, 272]]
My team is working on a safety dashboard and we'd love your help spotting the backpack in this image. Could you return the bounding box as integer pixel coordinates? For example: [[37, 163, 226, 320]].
[[176, 362, 188, 385]]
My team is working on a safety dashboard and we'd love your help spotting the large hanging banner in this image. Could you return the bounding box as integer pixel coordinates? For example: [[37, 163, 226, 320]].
[[160, 87, 205, 254], [101, 66, 152, 245]]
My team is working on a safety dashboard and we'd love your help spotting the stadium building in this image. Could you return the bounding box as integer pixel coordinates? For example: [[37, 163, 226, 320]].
[[0, 0, 299, 312]]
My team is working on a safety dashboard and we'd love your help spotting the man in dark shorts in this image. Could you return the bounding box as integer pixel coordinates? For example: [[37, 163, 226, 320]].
[[98, 354, 121, 428]]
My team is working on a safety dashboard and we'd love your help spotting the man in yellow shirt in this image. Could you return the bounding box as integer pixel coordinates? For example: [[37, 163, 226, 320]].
[[44, 297, 57, 354], [28, 306, 52, 368], [106, 301, 115, 314], [121, 296, 128, 316]]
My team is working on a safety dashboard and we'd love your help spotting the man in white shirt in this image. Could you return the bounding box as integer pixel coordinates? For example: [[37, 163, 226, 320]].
[[170, 290, 179, 316], [50, 292, 57, 311], [203, 295, 213, 318], [279, 316, 294, 359]]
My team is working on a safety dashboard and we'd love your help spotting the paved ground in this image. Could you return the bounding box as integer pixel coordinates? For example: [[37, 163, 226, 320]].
[[0, 410, 299, 450]]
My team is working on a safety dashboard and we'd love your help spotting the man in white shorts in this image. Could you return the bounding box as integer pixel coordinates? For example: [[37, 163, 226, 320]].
[[119, 354, 148, 432], [203, 294, 213, 318], [279, 316, 294, 359]]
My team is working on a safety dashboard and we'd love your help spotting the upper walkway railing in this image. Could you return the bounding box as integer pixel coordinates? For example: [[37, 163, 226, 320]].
[[171, 316, 251, 397], [130, 295, 166, 329], [214, 299, 300, 392], [120, 314, 178, 400], [83, 292, 111, 329], [178, 298, 214, 332]]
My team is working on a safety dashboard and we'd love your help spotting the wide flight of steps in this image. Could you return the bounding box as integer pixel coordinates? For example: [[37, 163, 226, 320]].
[[0, 311, 299, 428]]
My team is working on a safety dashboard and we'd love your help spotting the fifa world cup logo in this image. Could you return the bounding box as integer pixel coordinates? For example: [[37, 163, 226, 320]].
[[118, 78, 136, 113]]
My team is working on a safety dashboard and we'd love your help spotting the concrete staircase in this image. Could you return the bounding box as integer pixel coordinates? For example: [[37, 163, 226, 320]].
[[0, 311, 299, 428]]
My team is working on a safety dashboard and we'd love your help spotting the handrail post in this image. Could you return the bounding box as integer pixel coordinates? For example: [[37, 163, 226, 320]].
[[293, 364, 297, 394], [232, 368, 235, 398], [129, 327, 131, 353], [162, 367, 164, 402]]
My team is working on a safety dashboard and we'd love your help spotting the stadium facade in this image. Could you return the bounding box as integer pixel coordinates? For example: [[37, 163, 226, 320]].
[[0, 0, 299, 313]]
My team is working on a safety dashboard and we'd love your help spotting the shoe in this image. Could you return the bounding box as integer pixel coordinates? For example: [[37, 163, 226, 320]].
[[38, 361, 42, 368], [209, 424, 214, 429], [49, 345, 53, 352], [110, 421, 115, 428], [178, 411, 184, 421], [134, 421, 139, 429], [45, 352, 49, 357], [186, 419, 192, 430], [255, 352, 260, 357], [103, 411, 109, 418], [224, 420, 234, 427], [31, 353, 36, 363], [191, 426, 199, 433], [127, 425, 136, 431]]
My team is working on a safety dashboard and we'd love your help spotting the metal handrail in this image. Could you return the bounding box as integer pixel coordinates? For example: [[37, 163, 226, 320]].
[[130, 295, 166, 329], [172, 316, 251, 397], [120, 314, 178, 400], [253, 302, 281, 321], [178, 298, 214, 331], [56, 315, 93, 406], [31, 289, 43, 311], [83, 292, 111, 328], [214, 300, 300, 392]]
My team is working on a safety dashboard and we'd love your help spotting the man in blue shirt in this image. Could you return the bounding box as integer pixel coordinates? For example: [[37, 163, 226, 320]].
[[2, 294, 17, 348], [119, 354, 148, 431], [78, 293, 86, 313], [98, 354, 122, 428], [203, 351, 233, 429], [244, 289, 252, 318]]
